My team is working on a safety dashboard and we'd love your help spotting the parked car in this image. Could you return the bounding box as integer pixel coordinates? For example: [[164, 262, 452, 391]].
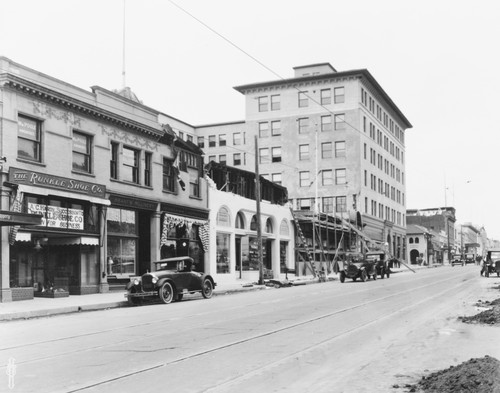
[[365, 251, 391, 279], [464, 253, 476, 265], [339, 253, 377, 283], [482, 249, 500, 277], [126, 256, 216, 305], [451, 254, 464, 266]]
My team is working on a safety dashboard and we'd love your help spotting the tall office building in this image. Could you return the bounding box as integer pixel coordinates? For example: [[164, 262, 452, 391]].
[[196, 63, 412, 258]]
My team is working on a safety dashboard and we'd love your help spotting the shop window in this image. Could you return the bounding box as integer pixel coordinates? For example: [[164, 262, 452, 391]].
[[216, 233, 230, 274], [235, 212, 245, 229], [72, 131, 92, 173], [265, 218, 273, 234], [18, 115, 42, 162], [217, 206, 231, 226], [160, 219, 203, 268], [122, 146, 139, 184], [107, 207, 137, 276], [280, 241, 288, 273]]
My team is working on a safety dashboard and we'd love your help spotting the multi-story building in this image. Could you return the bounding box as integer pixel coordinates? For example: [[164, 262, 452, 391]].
[[406, 207, 456, 264], [196, 63, 412, 258], [0, 57, 209, 302]]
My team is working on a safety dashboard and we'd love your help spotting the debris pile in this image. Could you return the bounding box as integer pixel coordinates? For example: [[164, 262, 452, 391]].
[[459, 298, 500, 325], [406, 356, 500, 392]]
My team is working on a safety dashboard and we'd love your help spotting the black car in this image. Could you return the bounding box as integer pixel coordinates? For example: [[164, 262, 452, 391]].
[[126, 256, 216, 305], [451, 254, 464, 266], [365, 251, 391, 279]]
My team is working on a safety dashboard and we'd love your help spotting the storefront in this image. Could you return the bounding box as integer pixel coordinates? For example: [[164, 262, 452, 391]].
[[5, 167, 110, 300]]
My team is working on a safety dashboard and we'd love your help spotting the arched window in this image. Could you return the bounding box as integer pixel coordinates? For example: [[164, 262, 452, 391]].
[[415, 237, 420, 244], [250, 215, 258, 231], [235, 212, 245, 229], [217, 207, 231, 227], [409, 237, 414, 244], [280, 219, 289, 236], [265, 218, 273, 233]]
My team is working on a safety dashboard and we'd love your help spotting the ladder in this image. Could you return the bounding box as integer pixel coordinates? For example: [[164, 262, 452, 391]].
[[290, 209, 321, 278]]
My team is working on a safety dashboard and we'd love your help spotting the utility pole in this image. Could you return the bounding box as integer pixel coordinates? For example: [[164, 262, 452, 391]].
[[255, 136, 263, 285]]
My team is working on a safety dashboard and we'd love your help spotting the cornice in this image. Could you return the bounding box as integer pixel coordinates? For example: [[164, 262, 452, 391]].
[[1, 74, 163, 139]]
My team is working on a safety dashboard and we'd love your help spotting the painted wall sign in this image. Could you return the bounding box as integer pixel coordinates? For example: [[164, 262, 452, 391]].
[[109, 194, 158, 211], [9, 167, 106, 198]]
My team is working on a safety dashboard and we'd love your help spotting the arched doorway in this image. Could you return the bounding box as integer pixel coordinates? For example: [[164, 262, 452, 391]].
[[410, 249, 419, 264]]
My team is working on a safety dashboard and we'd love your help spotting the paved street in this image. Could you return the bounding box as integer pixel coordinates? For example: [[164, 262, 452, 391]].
[[1, 265, 499, 393]]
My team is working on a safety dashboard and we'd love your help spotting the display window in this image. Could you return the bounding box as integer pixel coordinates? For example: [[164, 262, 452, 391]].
[[106, 207, 137, 277], [216, 232, 230, 274]]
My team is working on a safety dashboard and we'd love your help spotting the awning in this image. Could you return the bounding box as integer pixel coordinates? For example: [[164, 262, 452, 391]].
[[15, 232, 32, 242], [17, 185, 111, 206], [0, 210, 43, 226], [49, 237, 99, 246]]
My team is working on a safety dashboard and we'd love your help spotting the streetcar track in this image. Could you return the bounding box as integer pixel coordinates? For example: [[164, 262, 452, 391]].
[[46, 273, 474, 392]]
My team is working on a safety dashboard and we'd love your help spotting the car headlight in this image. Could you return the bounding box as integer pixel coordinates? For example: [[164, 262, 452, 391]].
[[152, 276, 158, 284], [133, 279, 140, 286]]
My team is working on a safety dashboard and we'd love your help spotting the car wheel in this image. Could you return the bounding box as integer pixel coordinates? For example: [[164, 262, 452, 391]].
[[202, 279, 213, 299], [175, 294, 184, 302], [386, 271, 390, 278], [340, 271, 345, 283], [373, 273, 377, 280], [360, 270, 367, 282], [158, 282, 174, 304]]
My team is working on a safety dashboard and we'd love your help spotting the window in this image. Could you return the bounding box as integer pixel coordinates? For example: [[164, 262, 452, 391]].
[[271, 147, 281, 162], [235, 212, 245, 229], [162, 158, 175, 192], [233, 153, 241, 166], [18, 115, 42, 162], [265, 218, 273, 233], [209, 135, 216, 147], [219, 154, 227, 165], [190, 172, 200, 197], [197, 136, 204, 148], [321, 115, 332, 132], [298, 198, 311, 210], [298, 117, 309, 134], [259, 122, 269, 138], [335, 141, 346, 157], [208, 155, 216, 162], [219, 134, 226, 147], [320, 89, 331, 105], [216, 233, 230, 274], [178, 131, 184, 140], [271, 121, 281, 136], [335, 168, 346, 184], [271, 173, 282, 184], [334, 114, 346, 130], [336, 196, 347, 213], [258, 96, 268, 112], [321, 142, 332, 159], [299, 144, 309, 160], [323, 197, 334, 213], [334, 87, 345, 103], [107, 208, 137, 276], [187, 135, 193, 143], [271, 95, 280, 111], [110, 142, 119, 179], [144, 152, 152, 187], [122, 146, 139, 183], [299, 171, 310, 187], [322, 169, 333, 186], [72, 131, 92, 173], [233, 132, 241, 145], [259, 148, 269, 164], [298, 91, 309, 107]]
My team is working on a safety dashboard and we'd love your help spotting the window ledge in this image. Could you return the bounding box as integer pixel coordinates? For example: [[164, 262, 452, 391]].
[[189, 195, 202, 200], [16, 158, 46, 167], [71, 170, 96, 178], [109, 178, 152, 190]]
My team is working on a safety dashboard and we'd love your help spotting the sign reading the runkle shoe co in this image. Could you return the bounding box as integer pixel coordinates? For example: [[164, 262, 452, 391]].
[[8, 167, 107, 198]]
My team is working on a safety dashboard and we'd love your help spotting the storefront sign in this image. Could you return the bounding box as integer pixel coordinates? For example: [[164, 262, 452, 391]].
[[9, 167, 106, 198], [161, 202, 209, 220], [28, 203, 84, 230], [109, 194, 158, 211]]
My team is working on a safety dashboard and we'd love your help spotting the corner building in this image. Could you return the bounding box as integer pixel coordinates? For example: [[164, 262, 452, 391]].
[[196, 63, 412, 258]]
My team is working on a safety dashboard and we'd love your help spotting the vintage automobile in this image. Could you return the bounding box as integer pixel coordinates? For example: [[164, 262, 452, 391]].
[[451, 253, 464, 266], [365, 251, 391, 279], [339, 253, 377, 283], [482, 249, 500, 277], [126, 256, 216, 305], [464, 253, 476, 265]]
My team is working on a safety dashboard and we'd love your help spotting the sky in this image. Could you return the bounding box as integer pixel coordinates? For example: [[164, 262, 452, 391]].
[[1, 0, 500, 239]]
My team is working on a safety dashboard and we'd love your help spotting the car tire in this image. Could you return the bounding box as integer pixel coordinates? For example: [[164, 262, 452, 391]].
[[158, 282, 174, 304], [340, 272, 345, 283], [202, 279, 213, 299], [360, 270, 367, 282], [373, 273, 377, 280], [175, 294, 184, 302]]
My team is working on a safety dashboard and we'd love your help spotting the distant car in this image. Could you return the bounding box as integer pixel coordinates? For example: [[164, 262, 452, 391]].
[[365, 251, 391, 279], [482, 249, 500, 277], [126, 256, 216, 305], [451, 254, 464, 266], [464, 253, 476, 265], [339, 253, 377, 283]]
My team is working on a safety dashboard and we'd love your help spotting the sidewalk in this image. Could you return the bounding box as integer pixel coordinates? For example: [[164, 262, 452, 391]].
[[0, 264, 433, 322]]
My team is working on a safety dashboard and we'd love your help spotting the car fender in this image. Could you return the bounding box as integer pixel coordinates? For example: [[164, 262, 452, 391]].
[[157, 278, 177, 292], [200, 274, 216, 288]]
